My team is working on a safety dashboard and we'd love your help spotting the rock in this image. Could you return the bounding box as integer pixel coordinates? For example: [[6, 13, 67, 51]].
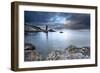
[[46, 50, 63, 60], [24, 43, 42, 61], [66, 53, 86, 59], [81, 47, 90, 56], [46, 47, 90, 60], [24, 43, 36, 50], [24, 44, 90, 61], [48, 29, 56, 32], [59, 31, 63, 33]]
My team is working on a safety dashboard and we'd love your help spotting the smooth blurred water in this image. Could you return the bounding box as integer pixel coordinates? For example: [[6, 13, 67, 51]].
[[25, 29, 90, 58]]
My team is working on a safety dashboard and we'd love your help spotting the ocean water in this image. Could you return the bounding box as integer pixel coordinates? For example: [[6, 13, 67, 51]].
[[24, 29, 90, 58]]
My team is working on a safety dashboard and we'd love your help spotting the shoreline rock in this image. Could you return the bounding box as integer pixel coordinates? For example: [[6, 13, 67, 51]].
[[24, 43, 42, 61], [46, 45, 90, 60], [24, 44, 90, 61]]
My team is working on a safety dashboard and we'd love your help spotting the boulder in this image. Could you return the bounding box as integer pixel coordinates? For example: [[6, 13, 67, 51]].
[[24, 43, 42, 61]]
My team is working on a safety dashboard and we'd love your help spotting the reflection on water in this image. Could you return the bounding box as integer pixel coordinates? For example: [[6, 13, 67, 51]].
[[24, 29, 90, 58]]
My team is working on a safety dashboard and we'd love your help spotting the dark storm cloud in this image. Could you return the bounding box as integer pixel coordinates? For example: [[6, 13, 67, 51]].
[[24, 11, 51, 23], [24, 11, 90, 29], [64, 14, 90, 29]]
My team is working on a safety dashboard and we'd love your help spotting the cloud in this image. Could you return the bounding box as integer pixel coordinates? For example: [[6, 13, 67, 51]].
[[63, 14, 90, 29], [25, 11, 90, 30]]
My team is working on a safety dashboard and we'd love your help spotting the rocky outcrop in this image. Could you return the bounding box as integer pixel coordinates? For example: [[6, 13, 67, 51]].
[[24, 43, 42, 61], [46, 45, 90, 60], [46, 50, 63, 60], [24, 44, 90, 61]]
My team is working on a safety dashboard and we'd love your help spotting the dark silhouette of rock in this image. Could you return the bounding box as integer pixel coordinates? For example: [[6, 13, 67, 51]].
[[59, 31, 63, 33], [48, 29, 56, 32]]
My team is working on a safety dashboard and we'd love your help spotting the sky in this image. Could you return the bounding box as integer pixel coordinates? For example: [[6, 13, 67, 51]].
[[24, 11, 90, 30]]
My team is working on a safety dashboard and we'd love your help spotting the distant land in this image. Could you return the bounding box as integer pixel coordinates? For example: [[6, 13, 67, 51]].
[[25, 24, 56, 32]]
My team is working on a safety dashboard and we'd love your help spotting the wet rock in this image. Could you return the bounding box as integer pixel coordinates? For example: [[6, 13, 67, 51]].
[[24, 44, 90, 61], [24, 43, 42, 61], [64, 45, 90, 59], [66, 53, 86, 59], [25, 43, 36, 50], [46, 50, 63, 60], [81, 47, 90, 56], [46, 45, 90, 60]]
